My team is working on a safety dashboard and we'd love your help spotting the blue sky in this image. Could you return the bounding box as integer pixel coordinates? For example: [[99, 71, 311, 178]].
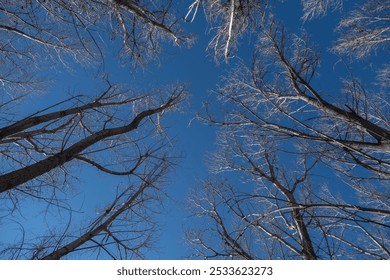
[[0, 0, 337, 260], [2, 1, 388, 260], [1, 3, 224, 259]]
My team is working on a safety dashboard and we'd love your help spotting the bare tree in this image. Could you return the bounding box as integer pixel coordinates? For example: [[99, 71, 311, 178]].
[[0, 0, 189, 93], [0, 1, 190, 259], [2, 152, 170, 260], [300, 0, 343, 20], [188, 134, 390, 259], [0, 82, 185, 259], [188, 2, 390, 259], [0, 83, 184, 194], [186, 0, 268, 61], [185, 1, 389, 62], [333, 0, 390, 58], [301, 0, 390, 58]]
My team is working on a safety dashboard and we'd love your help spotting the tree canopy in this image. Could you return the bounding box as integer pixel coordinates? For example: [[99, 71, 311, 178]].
[[0, 0, 389, 259]]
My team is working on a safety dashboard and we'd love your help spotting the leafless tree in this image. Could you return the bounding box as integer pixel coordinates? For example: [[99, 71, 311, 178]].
[[300, 0, 343, 20], [301, 0, 390, 58], [0, 1, 189, 259], [0, 83, 184, 194], [185, 1, 389, 62], [0, 0, 189, 93], [333, 0, 390, 58], [2, 152, 170, 260], [188, 3, 390, 259], [185, 0, 268, 61], [199, 18, 390, 178], [188, 133, 390, 259], [0, 82, 185, 259]]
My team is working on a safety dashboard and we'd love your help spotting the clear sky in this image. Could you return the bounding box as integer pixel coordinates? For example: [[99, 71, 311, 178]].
[[0, 0, 340, 260], [2, 1, 388, 260], [1, 2, 225, 259]]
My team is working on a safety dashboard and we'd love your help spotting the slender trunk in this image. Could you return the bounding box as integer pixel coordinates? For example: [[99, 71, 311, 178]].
[[41, 182, 147, 260]]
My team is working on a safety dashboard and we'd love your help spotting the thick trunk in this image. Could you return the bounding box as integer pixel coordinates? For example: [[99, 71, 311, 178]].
[[0, 100, 173, 193], [0, 100, 103, 140]]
